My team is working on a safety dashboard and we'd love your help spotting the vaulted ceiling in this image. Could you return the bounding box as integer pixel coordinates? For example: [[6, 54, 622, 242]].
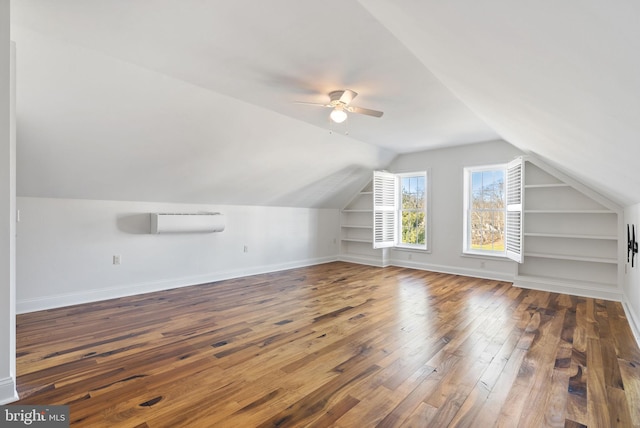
[[10, 1, 640, 207]]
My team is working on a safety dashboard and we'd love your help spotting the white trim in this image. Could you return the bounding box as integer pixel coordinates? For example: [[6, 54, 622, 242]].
[[524, 155, 622, 213], [460, 252, 508, 261], [622, 299, 640, 349], [393, 247, 432, 255], [513, 275, 623, 301], [463, 164, 508, 258], [395, 243, 427, 251], [0, 377, 18, 405], [17, 256, 337, 314], [339, 254, 387, 268], [373, 170, 398, 249], [389, 258, 514, 282], [396, 170, 429, 250], [373, 169, 431, 251], [1, 42, 18, 409], [340, 257, 631, 310], [505, 157, 524, 263]]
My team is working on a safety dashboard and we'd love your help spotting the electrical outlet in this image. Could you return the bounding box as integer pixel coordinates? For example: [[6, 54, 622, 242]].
[[113, 255, 121, 265], [243, 245, 248, 253]]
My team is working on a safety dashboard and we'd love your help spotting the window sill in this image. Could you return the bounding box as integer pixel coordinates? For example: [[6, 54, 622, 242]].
[[394, 245, 430, 253], [461, 251, 508, 261]]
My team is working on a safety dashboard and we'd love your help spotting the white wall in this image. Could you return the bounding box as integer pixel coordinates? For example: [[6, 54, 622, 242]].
[[0, 0, 18, 404], [17, 197, 340, 313], [387, 140, 524, 281], [624, 203, 640, 344]]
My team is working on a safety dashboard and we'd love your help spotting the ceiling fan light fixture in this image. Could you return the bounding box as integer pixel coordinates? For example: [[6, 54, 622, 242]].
[[330, 107, 348, 123], [295, 89, 383, 122]]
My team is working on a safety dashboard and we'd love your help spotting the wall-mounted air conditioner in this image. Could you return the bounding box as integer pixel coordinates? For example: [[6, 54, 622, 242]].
[[150, 212, 225, 234]]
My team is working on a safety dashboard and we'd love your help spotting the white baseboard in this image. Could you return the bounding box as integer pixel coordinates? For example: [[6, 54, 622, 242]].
[[338, 254, 386, 268], [344, 258, 626, 302], [513, 275, 623, 301], [0, 377, 18, 405], [622, 299, 640, 349], [339, 255, 513, 282], [389, 258, 515, 282], [17, 256, 338, 314]]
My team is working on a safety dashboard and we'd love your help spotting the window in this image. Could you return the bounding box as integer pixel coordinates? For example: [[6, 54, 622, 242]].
[[373, 170, 428, 250], [463, 158, 524, 262], [464, 165, 506, 256], [399, 173, 426, 248]]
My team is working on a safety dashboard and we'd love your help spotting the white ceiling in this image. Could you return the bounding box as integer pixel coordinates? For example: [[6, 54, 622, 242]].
[[10, 1, 640, 207], [359, 0, 640, 207]]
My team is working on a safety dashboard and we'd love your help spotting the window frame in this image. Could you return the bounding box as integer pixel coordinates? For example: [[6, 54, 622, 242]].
[[463, 164, 507, 258], [396, 171, 429, 251], [373, 170, 429, 251]]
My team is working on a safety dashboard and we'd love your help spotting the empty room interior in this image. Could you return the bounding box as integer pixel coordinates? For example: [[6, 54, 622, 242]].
[[2, 1, 640, 427]]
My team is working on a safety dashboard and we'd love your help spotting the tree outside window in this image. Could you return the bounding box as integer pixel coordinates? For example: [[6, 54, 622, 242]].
[[373, 170, 428, 251], [400, 175, 426, 246], [466, 167, 505, 254]]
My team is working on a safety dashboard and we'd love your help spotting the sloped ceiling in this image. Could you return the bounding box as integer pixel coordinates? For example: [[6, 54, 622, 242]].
[[10, 1, 640, 207], [358, 0, 640, 207], [9, 1, 497, 208]]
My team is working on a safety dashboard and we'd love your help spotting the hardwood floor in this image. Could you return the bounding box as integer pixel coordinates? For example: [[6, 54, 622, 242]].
[[14, 262, 640, 427]]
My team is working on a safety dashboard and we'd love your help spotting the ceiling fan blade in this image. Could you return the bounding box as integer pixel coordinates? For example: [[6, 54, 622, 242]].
[[339, 89, 357, 105], [348, 106, 384, 117], [293, 101, 332, 108]]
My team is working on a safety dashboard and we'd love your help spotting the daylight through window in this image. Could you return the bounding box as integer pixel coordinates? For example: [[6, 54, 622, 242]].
[[464, 166, 506, 255], [373, 170, 428, 250], [399, 174, 426, 247]]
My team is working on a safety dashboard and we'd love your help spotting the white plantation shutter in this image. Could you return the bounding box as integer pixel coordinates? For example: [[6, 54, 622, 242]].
[[505, 157, 524, 263], [373, 171, 397, 248]]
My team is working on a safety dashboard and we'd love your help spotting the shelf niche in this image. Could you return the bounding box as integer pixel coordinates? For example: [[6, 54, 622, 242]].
[[339, 180, 386, 266], [516, 158, 622, 296]]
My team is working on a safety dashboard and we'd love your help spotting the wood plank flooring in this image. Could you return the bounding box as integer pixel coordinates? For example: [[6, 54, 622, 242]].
[[14, 262, 640, 427]]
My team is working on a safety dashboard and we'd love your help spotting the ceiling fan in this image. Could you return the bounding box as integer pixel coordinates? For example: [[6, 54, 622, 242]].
[[296, 89, 384, 123]]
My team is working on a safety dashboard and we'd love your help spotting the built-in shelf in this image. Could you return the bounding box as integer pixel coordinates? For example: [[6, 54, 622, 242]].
[[518, 158, 621, 297], [524, 232, 617, 240], [524, 252, 617, 264], [524, 209, 614, 214], [525, 183, 570, 189], [340, 180, 380, 264]]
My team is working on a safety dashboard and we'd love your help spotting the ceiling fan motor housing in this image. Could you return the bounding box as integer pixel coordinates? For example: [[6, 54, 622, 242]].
[[329, 90, 347, 103]]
